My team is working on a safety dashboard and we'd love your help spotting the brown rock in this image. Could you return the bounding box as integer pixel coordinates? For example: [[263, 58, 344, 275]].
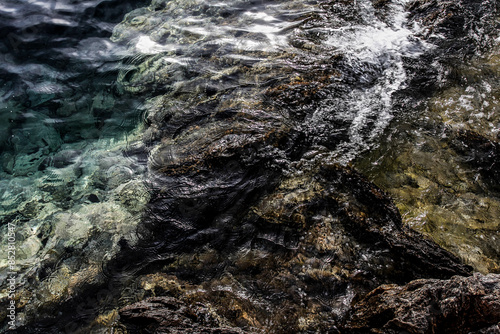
[[118, 296, 252, 334], [344, 273, 500, 334]]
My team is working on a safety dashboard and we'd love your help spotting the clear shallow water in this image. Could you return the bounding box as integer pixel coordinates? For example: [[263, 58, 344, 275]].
[[111, 0, 430, 164], [0, 0, 151, 319], [0, 0, 499, 332], [356, 40, 500, 273], [0, 0, 150, 176]]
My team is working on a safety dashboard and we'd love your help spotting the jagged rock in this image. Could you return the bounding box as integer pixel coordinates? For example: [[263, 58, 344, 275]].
[[7, 161, 472, 334], [402, 0, 499, 97], [118, 296, 251, 334], [344, 273, 500, 334], [102, 164, 471, 333], [357, 0, 500, 273]]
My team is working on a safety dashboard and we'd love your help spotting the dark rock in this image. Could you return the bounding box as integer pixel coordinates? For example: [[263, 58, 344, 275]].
[[320, 165, 472, 282], [448, 129, 500, 192], [118, 296, 251, 334], [5, 0, 493, 332], [407, 0, 499, 55], [39, 149, 82, 170], [106, 164, 471, 333], [344, 273, 500, 334], [404, 0, 499, 97], [373, 0, 391, 9], [88, 194, 100, 203]]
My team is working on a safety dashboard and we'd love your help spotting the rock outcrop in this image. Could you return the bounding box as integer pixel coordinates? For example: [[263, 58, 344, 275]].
[[344, 273, 500, 334], [118, 296, 251, 334]]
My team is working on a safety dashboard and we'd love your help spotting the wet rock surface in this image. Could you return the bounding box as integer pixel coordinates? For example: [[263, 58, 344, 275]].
[[344, 273, 500, 334], [108, 165, 472, 333], [407, 0, 498, 55], [357, 0, 500, 273], [449, 129, 500, 192], [9, 165, 472, 333], [2, 0, 500, 332], [402, 0, 499, 99], [118, 296, 251, 334]]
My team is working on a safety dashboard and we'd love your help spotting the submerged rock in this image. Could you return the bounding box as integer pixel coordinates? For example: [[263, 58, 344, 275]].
[[357, 0, 500, 273], [119, 166, 471, 333], [4, 0, 499, 332], [344, 273, 500, 334], [0, 136, 149, 331], [449, 130, 500, 190], [356, 121, 500, 273], [407, 0, 498, 55], [7, 162, 472, 333]]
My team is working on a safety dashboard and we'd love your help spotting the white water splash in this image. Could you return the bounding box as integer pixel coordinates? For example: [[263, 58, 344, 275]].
[[322, 0, 432, 163]]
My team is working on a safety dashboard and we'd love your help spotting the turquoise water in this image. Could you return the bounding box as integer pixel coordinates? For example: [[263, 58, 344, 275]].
[[0, 0, 152, 325]]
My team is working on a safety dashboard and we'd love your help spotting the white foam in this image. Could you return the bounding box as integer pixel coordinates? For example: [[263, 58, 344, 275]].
[[321, 0, 432, 162], [135, 35, 175, 54]]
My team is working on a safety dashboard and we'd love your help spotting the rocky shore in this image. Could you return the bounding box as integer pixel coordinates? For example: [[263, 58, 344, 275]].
[[1, 0, 499, 333]]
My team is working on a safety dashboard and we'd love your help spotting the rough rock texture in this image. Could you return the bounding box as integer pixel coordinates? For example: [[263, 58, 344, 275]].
[[402, 0, 499, 97], [118, 296, 251, 334], [407, 0, 499, 55], [8, 163, 473, 334], [0, 137, 150, 333], [102, 164, 472, 334], [355, 0, 500, 273], [4, 0, 500, 333], [344, 273, 500, 334]]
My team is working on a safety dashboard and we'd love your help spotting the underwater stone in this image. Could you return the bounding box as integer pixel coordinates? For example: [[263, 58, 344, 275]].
[[357, 33, 500, 273], [0, 152, 15, 174], [357, 128, 500, 273], [8, 161, 473, 333], [0, 177, 36, 216], [37, 166, 79, 203], [8, 112, 63, 176], [407, 0, 499, 55], [96, 164, 471, 333], [7, 0, 500, 332], [0, 101, 19, 151], [0, 134, 148, 330], [113, 179, 150, 214], [55, 101, 78, 117], [12, 149, 46, 176], [106, 164, 135, 189], [91, 90, 116, 131], [11, 113, 62, 153], [449, 129, 500, 192], [39, 149, 82, 170]]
